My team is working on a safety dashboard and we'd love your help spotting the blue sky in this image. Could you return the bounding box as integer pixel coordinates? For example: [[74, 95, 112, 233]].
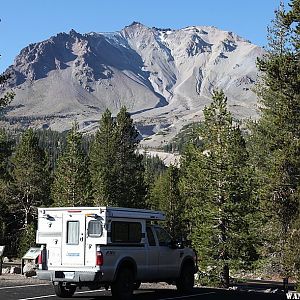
[[0, 0, 280, 73]]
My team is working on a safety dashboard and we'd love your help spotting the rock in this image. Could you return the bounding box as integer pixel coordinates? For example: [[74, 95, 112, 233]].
[[10, 266, 21, 274], [24, 270, 36, 277], [1, 267, 10, 274], [263, 288, 283, 294], [23, 262, 37, 277], [2, 257, 9, 263], [255, 276, 263, 280]]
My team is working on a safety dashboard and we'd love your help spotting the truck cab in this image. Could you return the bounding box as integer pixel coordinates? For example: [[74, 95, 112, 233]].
[[36, 206, 198, 299]]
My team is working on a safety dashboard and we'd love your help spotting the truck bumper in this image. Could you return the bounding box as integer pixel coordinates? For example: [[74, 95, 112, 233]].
[[37, 270, 103, 283]]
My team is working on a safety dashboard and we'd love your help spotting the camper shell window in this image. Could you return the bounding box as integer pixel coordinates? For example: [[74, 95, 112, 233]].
[[88, 220, 103, 237], [67, 221, 79, 245], [111, 221, 142, 243]]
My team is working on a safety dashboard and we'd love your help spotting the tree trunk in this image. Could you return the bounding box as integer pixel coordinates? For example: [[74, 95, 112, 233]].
[[221, 264, 230, 288], [24, 210, 28, 228], [283, 277, 289, 293]]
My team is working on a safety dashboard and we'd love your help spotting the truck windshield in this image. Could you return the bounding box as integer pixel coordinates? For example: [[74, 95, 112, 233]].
[[88, 220, 103, 237]]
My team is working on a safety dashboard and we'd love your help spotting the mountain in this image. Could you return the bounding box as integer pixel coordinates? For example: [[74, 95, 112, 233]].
[[0, 22, 264, 146]]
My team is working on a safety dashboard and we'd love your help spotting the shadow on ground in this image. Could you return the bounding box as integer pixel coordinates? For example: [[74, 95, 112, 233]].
[[72, 287, 287, 300]]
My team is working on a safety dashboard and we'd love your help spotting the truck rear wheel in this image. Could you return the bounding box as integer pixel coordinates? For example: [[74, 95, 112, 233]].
[[176, 263, 195, 294], [111, 268, 134, 300], [133, 280, 141, 290], [53, 283, 76, 298]]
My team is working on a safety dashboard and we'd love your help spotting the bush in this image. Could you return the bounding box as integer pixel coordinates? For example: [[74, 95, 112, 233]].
[[195, 266, 224, 287], [18, 224, 36, 258]]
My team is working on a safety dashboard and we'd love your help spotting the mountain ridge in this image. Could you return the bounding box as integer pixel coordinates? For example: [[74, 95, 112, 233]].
[[0, 22, 264, 146]]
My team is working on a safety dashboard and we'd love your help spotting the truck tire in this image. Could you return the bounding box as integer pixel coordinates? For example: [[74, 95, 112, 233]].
[[175, 263, 195, 294], [53, 283, 76, 298], [133, 281, 141, 290], [111, 268, 134, 300]]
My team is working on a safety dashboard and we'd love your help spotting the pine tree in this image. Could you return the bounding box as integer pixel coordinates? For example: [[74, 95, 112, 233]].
[[18, 223, 36, 257], [149, 165, 186, 239], [90, 109, 118, 206], [0, 130, 13, 245], [0, 73, 14, 108], [143, 154, 167, 205], [114, 107, 146, 208], [10, 129, 50, 229], [0, 130, 13, 180], [90, 107, 146, 208], [36, 129, 68, 172], [0, 52, 15, 253], [181, 91, 256, 287], [248, 1, 300, 284], [51, 122, 91, 207]]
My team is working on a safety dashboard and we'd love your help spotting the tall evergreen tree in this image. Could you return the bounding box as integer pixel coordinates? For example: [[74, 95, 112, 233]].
[[90, 107, 146, 208], [149, 165, 186, 239], [0, 129, 13, 226], [143, 154, 167, 205], [9, 129, 50, 229], [0, 73, 14, 108], [51, 122, 91, 207], [114, 107, 146, 208], [0, 130, 13, 180], [0, 130, 13, 252], [248, 1, 300, 284], [0, 51, 15, 254], [181, 91, 256, 287], [36, 129, 68, 172], [90, 109, 117, 206]]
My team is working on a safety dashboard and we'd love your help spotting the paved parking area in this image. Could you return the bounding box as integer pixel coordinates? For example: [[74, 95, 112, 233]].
[[0, 274, 290, 300], [0, 282, 287, 300]]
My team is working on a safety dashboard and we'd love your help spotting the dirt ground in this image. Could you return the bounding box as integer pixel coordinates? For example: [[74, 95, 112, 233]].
[[0, 273, 47, 287]]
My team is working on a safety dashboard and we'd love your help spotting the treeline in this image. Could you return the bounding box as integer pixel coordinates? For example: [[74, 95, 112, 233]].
[[162, 122, 203, 154], [0, 109, 166, 257], [0, 0, 299, 291]]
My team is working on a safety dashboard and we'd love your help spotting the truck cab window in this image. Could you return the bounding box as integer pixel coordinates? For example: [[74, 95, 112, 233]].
[[111, 221, 142, 243], [154, 227, 172, 246], [146, 227, 156, 246], [88, 220, 103, 237], [67, 221, 79, 244]]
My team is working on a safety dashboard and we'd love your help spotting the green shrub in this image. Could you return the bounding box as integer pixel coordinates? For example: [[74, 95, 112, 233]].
[[18, 224, 36, 258]]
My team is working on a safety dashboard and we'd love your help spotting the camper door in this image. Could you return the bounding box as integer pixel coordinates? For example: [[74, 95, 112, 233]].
[[62, 211, 86, 266]]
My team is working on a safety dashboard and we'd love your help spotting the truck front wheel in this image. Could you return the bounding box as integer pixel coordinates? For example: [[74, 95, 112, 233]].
[[53, 283, 76, 298], [176, 263, 195, 293], [111, 268, 134, 300]]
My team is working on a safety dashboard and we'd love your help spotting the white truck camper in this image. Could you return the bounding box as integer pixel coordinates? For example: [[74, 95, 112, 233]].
[[36, 206, 198, 299]]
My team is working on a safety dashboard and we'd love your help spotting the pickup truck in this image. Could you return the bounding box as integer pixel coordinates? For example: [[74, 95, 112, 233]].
[[36, 206, 198, 299]]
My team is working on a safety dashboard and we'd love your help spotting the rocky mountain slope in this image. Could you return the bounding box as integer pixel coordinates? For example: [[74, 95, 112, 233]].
[[0, 22, 264, 146]]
